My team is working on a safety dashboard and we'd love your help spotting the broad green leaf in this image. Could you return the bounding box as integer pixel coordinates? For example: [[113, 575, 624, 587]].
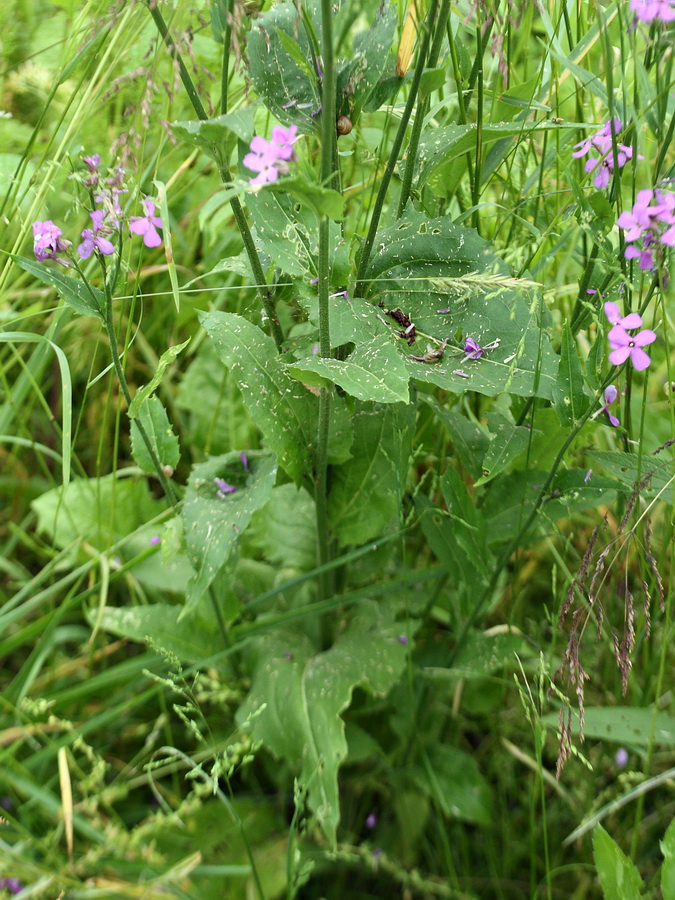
[[129, 339, 190, 418], [247, 1, 321, 131], [200, 311, 314, 485], [288, 335, 410, 404], [249, 484, 316, 571], [269, 175, 344, 221], [543, 707, 675, 746], [475, 412, 533, 485], [423, 397, 489, 480], [661, 818, 675, 900], [593, 825, 643, 900], [587, 451, 673, 495], [245, 189, 316, 277], [425, 629, 528, 678], [130, 395, 180, 474], [553, 323, 587, 425], [330, 401, 414, 545], [327, 296, 389, 347], [182, 450, 277, 617], [87, 604, 221, 661], [364, 209, 557, 399], [171, 108, 258, 158], [32, 474, 165, 551], [11, 254, 103, 319], [340, 4, 397, 121], [411, 745, 492, 826], [236, 600, 408, 845]]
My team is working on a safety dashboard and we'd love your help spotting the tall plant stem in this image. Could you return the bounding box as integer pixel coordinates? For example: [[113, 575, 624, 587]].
[[354, 0, 439, 296], [147, 0, 284, 351], [102, 288, 178, 507], [314, 0, 338, 603], [397, 0, 451, 217]]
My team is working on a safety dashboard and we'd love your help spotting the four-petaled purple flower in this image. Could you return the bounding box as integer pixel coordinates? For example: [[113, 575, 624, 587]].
[[32, 220, 71, 263], [572, 118, 637, 189], [630, 0, 675, 22], [78, 209, 115, 259], [604, 301, 656, 370], [129, 198, 163, 248], [601, 385, 620, 427], [243, 125, 299, 187], [214, 477, 237, 498], [617, 189, 675, 270]]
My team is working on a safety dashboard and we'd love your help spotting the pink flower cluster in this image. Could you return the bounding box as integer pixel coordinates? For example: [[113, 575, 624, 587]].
[[604, 301, 656, 371], [573, 118, 636, 189], [243, 125, 299, 187], [32, 155, 163, 264], [617, 188, 675, 270], [630, 0, 675, 22]]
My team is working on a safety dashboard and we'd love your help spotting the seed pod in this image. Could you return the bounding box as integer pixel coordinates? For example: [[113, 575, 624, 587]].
[[336, 116, 352, 136]]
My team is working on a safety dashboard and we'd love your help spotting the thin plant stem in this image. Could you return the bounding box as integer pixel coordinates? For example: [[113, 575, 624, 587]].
[[146, 0, 284, 351], [354, 0, 440, 296]]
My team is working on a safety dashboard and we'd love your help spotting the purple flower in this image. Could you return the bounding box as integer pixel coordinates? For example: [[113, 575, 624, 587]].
[[214, 477, 237, 498], [397, 634, 409, 645], [617, 190, 663, 241], [78, 210, 115, 259], [0, 879, 24, 895], [584, 469, 593, 483], [615, 747, 629, 768], [572, 119, 637, 189], [365, 812, 377, 829], [616, 190, 675, 269], [32, 220, 71, 262], [601, 385, 620, 427], [604, 301, 643, 330], [149, 535, 161, 546], [240, 452, 250, 473], [463, 337, 484, 359], [630, 0, 675, 22], [608, 324, 656, 370], [83, 153, 101, 186], [243, 126, 299, 187], [129, 198, 163, 248]]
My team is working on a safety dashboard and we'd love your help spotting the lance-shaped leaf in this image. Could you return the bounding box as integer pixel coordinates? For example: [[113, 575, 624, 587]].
[[236, 600, 408, 845], [199, 311, 315, 485], [129, 340, 190, 418], [364, 210, 556, 399], [130, 395, 180, 474], [288, 335, 410, 404], [330, 401, 414, 545], [475, 412, 533, 485], [553, 322, 588, 425], [11, 254, 103, 319], [181, 450, 277, 618], [593, 826, 643, 900]]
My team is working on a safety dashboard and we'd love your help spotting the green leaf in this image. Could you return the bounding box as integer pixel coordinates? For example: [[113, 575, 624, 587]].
[[129, 339, 190, 418], [32, 474, 166, 551], [153, 179, 180, 311], [288, 336, 409, 403], [11, 254, 103, 319], [269, 175, 344, 221], [181, 451, 277, 618], [330, 401, 414, 545], [425, 629, 528, 678], [171, 108, 258, 157], [340, 5, 397, 121], [236, 600, 408, 845], [247, 0, 321, 131], [661, 818, 675, 900], [87, 604, 221, 661], [543, 707, 675, 746], [130, 396, 180, 474], [411, 745, 492, 826], [553, 323, 588, 425], [587, 451, 673, 495], [364, 209, 556, 399], [245, 189, 317, 277], [423, 397, 489, 480], [199, 311, 315, 485], [475, 412, 532, 485], [593, 825, 643, 900], [249, 484, 316, 571]]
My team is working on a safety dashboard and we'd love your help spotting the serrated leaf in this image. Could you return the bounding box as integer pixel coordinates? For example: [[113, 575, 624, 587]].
[[593, 825, 643, 900], [475, 412, 532, 485], [129, 339, 190, 418], [11, 254, 103, 319], [288, 336, 409, 403], [236, 600, 408, 845], [130, 395, 180, 474], [553, 322, 587, 425], [87, 604, 221, 661], [329, 401, 414, 545], [247, 1, 321, 131], [246, 189, 316, 276], [661, 818, 675, 900], [200, 311, 315, 485], [181, 450, 277, 618], [587, 451, 673, 495]]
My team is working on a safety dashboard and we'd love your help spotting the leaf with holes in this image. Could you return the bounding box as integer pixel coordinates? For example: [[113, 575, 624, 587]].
[[11, 254, 103, 319], [130, 395, 180, 475], [181, 450, 277, 618]]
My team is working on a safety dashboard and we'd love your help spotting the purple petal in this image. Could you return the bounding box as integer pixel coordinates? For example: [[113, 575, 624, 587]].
[[609, 345, 632, 365], [604, 301, 622, 324], [634, 328, 657, 347], [620, 312, 643, 329], [604, 384, 618, 404], [630, 346, 652, 370]]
